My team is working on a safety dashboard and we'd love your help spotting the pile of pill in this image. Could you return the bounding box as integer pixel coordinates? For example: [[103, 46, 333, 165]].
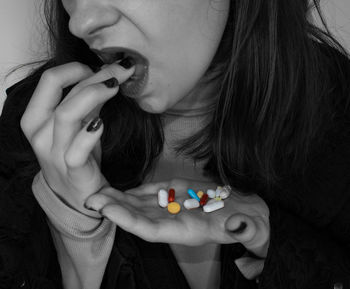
[[157, 186, 231, 214], [158, 188, 182, 214]]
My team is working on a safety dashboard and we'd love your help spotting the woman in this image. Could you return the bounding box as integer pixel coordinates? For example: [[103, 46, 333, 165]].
[[0, 0, 349, 288]]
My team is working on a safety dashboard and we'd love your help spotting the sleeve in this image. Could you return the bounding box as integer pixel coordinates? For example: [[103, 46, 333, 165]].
[[258, 200, 350, 289], [1, 74, 116, 289], [32, 171, 116, 289], [257, 114, 350, 289], [0, 73, 64, 287]]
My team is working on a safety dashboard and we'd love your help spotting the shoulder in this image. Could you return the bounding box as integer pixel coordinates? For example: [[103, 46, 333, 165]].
[[269, 43, 350, 220], [0, 60, 56, 181], [2, 61, 54, 124], [0, 62, 58, 286]]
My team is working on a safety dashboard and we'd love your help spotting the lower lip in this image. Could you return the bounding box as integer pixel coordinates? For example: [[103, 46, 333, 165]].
[[120, 64, 148, 98]]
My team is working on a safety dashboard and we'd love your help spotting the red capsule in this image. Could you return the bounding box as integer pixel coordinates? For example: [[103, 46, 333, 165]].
[[199, 193, 209, 206], [168, 188, 175, 202]]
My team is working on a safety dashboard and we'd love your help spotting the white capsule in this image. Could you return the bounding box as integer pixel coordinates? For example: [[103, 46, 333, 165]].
[[203, 200, 225, 213], [158, 189, 169, 208], [215, 187, 222, 197], [207, 189, 216, 199], [183, 199, 200, 210], [206, 199, 217, 206], [220, 187, 231, 199]]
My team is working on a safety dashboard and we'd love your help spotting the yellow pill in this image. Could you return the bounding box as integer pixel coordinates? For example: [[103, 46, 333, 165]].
[[168, 202, 181, 214], [197, 191, 204, 199]]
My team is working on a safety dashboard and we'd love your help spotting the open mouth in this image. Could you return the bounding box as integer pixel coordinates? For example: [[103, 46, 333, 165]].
[[91, 47, 149, 98]]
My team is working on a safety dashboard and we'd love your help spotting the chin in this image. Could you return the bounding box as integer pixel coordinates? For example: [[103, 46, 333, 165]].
[[136, 96, 167, 114]]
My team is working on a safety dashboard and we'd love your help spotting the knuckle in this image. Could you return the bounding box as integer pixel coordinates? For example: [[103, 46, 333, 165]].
[[63, 62, 93, 80], [20, 114, 30, 136], [80, 84, 101, 98], [40, 62, 91, 86], [31, 130, 47, 151], [104, 69, 116, 80], [67, 61, 91, 72], [54, 105, 71, 123], [40, 68, 59, 85], [64, 150, 82, 169]]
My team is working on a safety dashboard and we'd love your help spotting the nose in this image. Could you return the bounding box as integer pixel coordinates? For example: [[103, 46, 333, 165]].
[[68, 2, 121, 39]]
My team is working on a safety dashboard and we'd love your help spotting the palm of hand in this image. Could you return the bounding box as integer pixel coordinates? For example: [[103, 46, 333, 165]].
[[86, 178, 270, 257]]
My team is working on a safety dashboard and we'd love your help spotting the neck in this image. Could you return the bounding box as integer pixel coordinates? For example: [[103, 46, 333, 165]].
[[166, 75, 220, 116]]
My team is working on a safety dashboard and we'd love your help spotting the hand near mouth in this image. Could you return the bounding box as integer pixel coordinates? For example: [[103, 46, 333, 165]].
[[21, 61, 135, 215]]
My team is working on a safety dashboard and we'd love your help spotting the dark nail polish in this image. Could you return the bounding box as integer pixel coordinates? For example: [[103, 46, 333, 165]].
[[119, 57, 135, 69], [230, 222, 247, 234], [103, 77, 119, 88], [87, 117, 102, 132]]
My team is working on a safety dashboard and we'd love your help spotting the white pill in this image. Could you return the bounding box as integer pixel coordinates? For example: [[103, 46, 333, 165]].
[[220, 187, 231, 199], [184, 199, 200, 210], [207, 189, 216, 199], [206, 199, 217, 206], [215, 187, 222, 197], [158, 189, 169, 208], [203, 200, 225, 213]]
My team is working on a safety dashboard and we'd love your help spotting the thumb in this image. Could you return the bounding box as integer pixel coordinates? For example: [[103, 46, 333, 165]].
[[225, 213, 257, 243], [85, 188, 122, 212], [226, 213, 270, 258]]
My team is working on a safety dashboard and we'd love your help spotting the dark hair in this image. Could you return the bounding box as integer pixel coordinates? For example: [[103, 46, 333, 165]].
[[4, 0, 350, 194]]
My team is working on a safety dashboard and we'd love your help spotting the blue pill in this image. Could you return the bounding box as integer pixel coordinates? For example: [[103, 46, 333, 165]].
[[187, 189, 200, 201]]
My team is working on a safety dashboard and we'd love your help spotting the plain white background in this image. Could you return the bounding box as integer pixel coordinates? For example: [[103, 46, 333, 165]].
[[1, 0, 350, 112]]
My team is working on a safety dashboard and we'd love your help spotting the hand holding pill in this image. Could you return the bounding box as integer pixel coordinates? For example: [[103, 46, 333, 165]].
[[21, 62, 136, 215], [86, 178, 270, 258]]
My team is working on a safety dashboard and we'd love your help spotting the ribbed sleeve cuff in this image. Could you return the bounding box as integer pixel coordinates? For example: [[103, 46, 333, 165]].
[[32, 171, 113, 240]]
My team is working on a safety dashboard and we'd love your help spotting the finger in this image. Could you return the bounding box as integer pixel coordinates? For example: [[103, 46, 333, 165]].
[[53, 64, 135, 152], [21, 62, 93, 137], [62, 62, 135, 121], [85, 191, 120, 212], [52, 79, 119, 152], [101, 203, 163, 242], [62, 62, 135, 103], [64, 117, 104, 170], [102, 204, 205, 245], [29, 117, 54, 156], [126, 181, 170, 196], [234, 257, 264, 280], [85, 188, 146, 211], [225, 214, 257, 243]]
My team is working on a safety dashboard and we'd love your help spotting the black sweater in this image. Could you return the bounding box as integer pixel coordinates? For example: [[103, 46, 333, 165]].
[[0, 46, 350, 289]]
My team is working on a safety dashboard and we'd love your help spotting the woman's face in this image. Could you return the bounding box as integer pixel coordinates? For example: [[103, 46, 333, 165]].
[[61, 0, 230, 113]]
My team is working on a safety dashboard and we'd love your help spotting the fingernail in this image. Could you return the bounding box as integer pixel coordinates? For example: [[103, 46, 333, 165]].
[[102, 77, 119, 88], [87, 117, 102, 132], [119, 57, 135, 69], [230, 222, 247, 234]]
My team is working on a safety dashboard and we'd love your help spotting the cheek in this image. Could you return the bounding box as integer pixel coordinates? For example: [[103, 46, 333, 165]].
[[136, 0, 229, 112]]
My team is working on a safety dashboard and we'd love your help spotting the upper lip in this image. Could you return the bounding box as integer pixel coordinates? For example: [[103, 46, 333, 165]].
[[90, 47, 148, 66]]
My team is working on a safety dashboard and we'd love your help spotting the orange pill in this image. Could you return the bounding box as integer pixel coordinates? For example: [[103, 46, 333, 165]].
[[168, 188, 175, 202], [197, 191, 204, 199], [168, 202, 181, 214]]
